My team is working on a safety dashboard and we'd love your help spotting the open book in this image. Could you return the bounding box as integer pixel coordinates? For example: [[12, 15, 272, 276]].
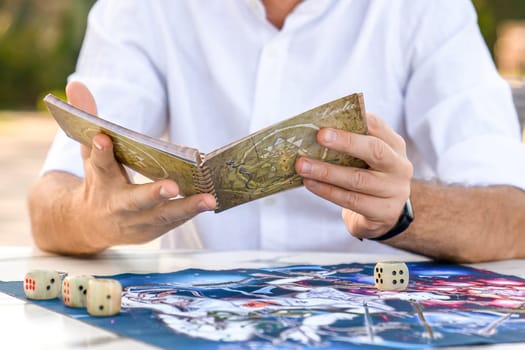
[[44, 93, 368, 212]]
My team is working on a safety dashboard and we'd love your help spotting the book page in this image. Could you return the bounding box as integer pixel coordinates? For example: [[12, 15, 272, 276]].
[[203, 93, 368, 212], [44, 95, 203, 196]]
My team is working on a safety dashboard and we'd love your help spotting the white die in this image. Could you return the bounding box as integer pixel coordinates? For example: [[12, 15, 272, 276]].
[[24, 270, 60, 300], [86, 279, 122, 316], [62, 275, 94, 308], [374, 261, 409, 291]]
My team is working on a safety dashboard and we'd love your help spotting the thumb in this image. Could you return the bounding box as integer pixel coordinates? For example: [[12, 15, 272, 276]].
[[66, 81, 97, 115], [65, 81, 98, 160]]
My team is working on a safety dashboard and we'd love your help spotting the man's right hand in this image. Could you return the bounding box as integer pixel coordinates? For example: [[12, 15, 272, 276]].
[[28, 82, 216, 255]]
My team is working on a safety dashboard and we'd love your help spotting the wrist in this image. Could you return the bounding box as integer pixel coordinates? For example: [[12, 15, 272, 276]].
[[370, 198, 414, 241]]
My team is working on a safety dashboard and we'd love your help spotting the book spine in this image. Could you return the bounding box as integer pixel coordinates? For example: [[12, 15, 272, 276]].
[[191, 165, 219, 205]]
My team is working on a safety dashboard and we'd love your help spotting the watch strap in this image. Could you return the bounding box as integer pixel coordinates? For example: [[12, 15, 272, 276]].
[[370, 198, 414, 241]]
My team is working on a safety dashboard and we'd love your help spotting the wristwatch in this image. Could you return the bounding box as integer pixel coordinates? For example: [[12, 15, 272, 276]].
[[370, 198, 414, 241]]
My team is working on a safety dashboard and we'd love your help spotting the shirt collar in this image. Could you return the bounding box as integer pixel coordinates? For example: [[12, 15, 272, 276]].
[[244, 0, 334, 30]]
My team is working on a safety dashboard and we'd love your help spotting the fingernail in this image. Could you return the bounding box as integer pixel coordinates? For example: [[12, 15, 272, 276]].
[[300, 159, 312, 174], [304, 178, 317, 189], [198, 200, 211, 211], [323, 129, 336, 143], [160, 186, 172, 198], [93, 140, 103, 151]]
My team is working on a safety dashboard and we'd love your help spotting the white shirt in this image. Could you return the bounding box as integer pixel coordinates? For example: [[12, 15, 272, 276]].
[[42, 0, 525, 253]]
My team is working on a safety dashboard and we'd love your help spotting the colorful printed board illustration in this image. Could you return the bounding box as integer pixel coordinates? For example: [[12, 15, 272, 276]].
[[2, 262, 525, 349]]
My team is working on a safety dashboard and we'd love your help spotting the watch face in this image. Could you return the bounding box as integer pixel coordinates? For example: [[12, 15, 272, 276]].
[[405, 198, 414, 220]]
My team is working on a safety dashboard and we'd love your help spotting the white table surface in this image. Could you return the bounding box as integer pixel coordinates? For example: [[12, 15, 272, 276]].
[[1, 246, 524, 350]]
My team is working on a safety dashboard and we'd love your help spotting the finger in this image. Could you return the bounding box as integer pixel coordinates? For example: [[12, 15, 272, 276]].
[[67, 81, 98, 161], [365, 113, 407, 156], [141, 192, 217, 226], [66, 81, 97, 115], [114, 192, 216, 245], [342, 208, 384, 239], [317, 128, 402, 172], [296, 157, 395, 198], [120, 179, 182, 212], [86, 133, 128, 180], [303, 178, 401, 225], [81, 144, 90, 161]]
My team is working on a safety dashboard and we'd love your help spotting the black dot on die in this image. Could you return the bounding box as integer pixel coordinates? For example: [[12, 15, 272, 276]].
[[400, 279, 405, 284], [375, 278, 379, 283], [380, 279, 383, 284], [46, 285, 51, 290], [83, 290, 87, 295], [78, 285, 84, 291], [399, 270, 404, 275], [375, 267, 379, 273], [393, 280, 397, 285], [99, 305, 104, 311], [377, 273, 382, 279], [392, 271, 397, 276], [50, 278, 55, 284], [380, 268, 383, 273], [106, 295, 111, 299]]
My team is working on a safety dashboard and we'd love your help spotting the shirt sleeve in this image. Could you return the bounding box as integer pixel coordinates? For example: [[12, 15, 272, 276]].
[[41, 0, 168, 178], [403, 0, 525, 189]]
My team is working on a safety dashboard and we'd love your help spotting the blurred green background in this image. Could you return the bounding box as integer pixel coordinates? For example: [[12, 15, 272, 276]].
[[0, 0, 524, 110], [0, 0, 95, 110], [475, 0, 525, 51]]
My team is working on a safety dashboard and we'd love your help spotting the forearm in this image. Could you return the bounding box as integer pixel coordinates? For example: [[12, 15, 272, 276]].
[[388, 180, 525, 263], [28, 171, 104, 255]]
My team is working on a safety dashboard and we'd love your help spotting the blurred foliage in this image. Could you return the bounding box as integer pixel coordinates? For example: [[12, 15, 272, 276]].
[[0, 0, 95, 110], [0, 1, 524, 110], [472, 0, 525, 56]]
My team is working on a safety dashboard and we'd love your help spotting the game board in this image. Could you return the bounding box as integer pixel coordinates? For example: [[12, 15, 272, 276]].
[[2, 262, 525, 349]]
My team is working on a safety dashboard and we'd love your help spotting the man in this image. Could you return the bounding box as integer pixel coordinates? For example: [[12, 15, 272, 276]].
[[29, 0, 525, 262]]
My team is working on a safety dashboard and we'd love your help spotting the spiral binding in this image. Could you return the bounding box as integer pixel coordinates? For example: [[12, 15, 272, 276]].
[[191, 165, 220, 209]]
